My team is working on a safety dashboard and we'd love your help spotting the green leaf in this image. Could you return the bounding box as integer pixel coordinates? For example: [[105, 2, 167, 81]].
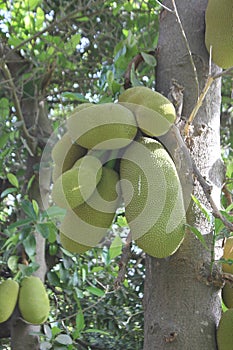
[[43, 206, 66, 219], [83, 328, 111, 335], [43, 324, 52, 340], [23, 234, 36, 257], [116, 215, 128, 227], [7, 173, 19, 188], [141, 52, 157, 66], [35, 223, 51, 238], [191, 195, 212, 222], [55, 334, 72, 345], [0, 98, 10, 119], [35, 7, 44, 29], [61, 92, 87, 102], [32, 199, 39, 217], [26, 174, 35, 192], [76, 312, 85, 333], [186, 224, 209, 250], [25, 0, 41, 10], [0, 187, 17, 198], [0, 133, 10, 148], [109, 235, 122, 260], [7, 255, 19, 273], [8, 218, 32, 230], [21, 200, 37, 220], [86, 286, 105, 297]]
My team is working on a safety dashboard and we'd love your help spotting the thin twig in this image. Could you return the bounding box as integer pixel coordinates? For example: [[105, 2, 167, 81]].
[[155, 0, 174, 12], [171, 0, 199, 98], [184, 75, 214, 136], [192, 161, 233, 232], [114, 231, 132, 289], [0, 61, 36, 155]]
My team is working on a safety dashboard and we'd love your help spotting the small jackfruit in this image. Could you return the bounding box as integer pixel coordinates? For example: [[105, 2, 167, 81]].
[[60, 167, 120, 248], [222, 237, 233, 274], [222, 283, 233, 309], [67, 103, 137, 150], [18, 276, 50, 325], [118, 86, 176, 137], [0, 279, 19, 323], [120, 137, 186, 258], [52, 155, 102, 210], [52, 132, 86, 181], [217, 309, 233, 350], [205, 0, 233, 69], [60, 232, 91, 254]]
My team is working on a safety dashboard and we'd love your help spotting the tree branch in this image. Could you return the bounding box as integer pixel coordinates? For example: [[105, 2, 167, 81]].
[[114, 231, 132, 289], [192, 161, 233, 232], [0, 61, 36, 155]]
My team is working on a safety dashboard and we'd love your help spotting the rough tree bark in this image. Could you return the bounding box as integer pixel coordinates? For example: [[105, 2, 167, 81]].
[[143, 1, 223, 349]]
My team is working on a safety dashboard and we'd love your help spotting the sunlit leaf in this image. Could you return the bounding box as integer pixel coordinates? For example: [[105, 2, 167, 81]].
[[7, 173, 19, 188], [86, 286, 105, 297]]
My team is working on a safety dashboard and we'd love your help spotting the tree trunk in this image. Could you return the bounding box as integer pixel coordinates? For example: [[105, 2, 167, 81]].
[[0, 49, 52, 348], [143, 1, 223, 349]]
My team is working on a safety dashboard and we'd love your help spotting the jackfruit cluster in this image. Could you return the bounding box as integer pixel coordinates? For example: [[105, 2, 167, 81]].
[[205, 0, 233, 69], [217, 237, 233, 349], [0, 276, 50, 325], [51, 86, 186, 258]]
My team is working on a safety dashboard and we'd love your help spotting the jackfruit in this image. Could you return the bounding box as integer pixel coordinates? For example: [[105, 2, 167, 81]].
[[18, 276, 50, 325], [222, 237, 233, 274], [60, 167, 120, 248], [0, 279, 19, 323], [60, 232, 91, 254], [52, 132, 86, 181], [120, 137, 186, 258], [118, 86, 176, 137], [67, 103, 137, 150], [217, 309, 233, 350], [205, 0, 233, 69], [52, 155, 102, 210], [222, 283, 233, 309]]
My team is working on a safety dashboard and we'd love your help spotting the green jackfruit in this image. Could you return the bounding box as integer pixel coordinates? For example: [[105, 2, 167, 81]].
[[60, 167, 120, 248], [222, 237, 233, 274], [217, 309, 233, 350], [52, 132, 86, 182], [60, 232, 91, 254], [118, 86, 176, 137], [18, 276, 50, 325], [0, 279, 19, 323], [52, 155, 102, 210], [205, 0, 233, 69], [222, 284, 233, 309], [67, 103, 137, 150], [120, 137, 186, 258]]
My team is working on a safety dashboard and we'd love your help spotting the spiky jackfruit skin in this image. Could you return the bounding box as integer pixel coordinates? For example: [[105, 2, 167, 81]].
[[205, 0, 233, 69], [52, 132, 86, 182], [18, 276, 50, 325], [0, 279, 19, 323], [222, 237, 233, 274], [52, 155, 102, 210], [118, 86, 176, 137], [60, 167, 120, 248], [120, 137, 186, 258], [222, 284, 233, 309], [217, 309, 233, 350], [60, 232, 91, 254], [67, 103, 137, 150]]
